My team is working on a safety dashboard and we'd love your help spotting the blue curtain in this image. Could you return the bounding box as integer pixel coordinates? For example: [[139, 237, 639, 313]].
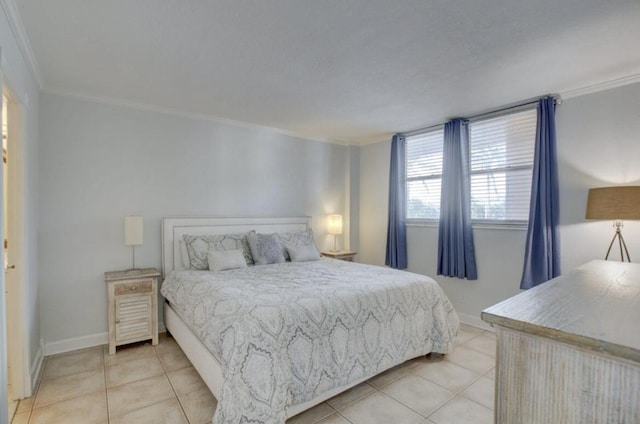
[[437, 119, 477, 280], [385, 134, 408, 269], [521, 97, 560, 289]]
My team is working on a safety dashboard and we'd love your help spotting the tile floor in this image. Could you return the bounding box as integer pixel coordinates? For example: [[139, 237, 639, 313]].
[[8, 375, 18, 423], [11, 324, 496, 424]]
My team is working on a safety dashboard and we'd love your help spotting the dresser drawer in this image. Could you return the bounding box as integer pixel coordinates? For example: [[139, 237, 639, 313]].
[[115, 280, 152, 296]]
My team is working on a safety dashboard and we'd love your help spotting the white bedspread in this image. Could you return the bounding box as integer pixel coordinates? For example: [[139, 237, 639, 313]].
[[161, 259, 459, 424]]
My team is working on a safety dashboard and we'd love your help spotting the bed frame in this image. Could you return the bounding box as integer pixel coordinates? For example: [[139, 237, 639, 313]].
[[161, 216, 373, 418]]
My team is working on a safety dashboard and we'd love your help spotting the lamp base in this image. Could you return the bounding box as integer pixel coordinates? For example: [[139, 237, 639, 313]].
[[332, 234, 339, 252], [605, 221, 631, 262]]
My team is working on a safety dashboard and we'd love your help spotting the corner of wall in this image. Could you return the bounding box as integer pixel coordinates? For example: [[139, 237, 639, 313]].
[[29, 337, 44, 394], [457, 312, 494, 332]]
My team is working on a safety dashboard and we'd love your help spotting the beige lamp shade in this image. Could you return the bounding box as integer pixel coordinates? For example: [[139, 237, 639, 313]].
[[585, 186, 640, 220], [124, 215, 144, 246], [327, 214, 343, 235]]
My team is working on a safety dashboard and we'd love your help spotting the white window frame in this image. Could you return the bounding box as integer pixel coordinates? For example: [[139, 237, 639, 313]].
[[405, 127, 444, 224], [468, 106, 536, 228], [404, 104, 537, 229]]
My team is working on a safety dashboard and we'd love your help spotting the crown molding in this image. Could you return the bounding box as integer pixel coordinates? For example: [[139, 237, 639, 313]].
[[41, 87, 350, 146], [0, 0, 43, 88], [559, 73, 640, 100]]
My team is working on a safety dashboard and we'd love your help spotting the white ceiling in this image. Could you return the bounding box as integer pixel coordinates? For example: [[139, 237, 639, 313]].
[[14, 0, 640, 144]]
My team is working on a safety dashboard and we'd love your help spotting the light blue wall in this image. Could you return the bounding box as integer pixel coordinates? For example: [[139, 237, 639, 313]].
[[1, 3, 41, 387], [359, 82, 640, 326], [38, 92, 352, 349]]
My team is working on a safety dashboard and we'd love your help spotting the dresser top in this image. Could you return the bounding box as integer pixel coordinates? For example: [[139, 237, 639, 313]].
[[105, 268, 161, 282], [482, 260, 640, 363]]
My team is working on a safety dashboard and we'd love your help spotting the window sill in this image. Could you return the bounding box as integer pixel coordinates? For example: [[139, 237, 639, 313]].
[[406, 220, 528, 231], [406, 220, 439, 227]]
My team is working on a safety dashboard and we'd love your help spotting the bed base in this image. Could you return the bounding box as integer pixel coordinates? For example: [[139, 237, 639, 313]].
[[165, 303, 376, 419]]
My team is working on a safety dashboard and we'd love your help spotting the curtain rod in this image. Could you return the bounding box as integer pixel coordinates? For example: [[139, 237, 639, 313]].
[[401, 94, 560, 138]]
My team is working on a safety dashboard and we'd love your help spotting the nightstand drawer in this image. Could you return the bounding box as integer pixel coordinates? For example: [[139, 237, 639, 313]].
[[115, 280, 152, 296]]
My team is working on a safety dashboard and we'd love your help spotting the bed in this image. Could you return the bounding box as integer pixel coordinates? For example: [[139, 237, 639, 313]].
[[160, 216, 459, 424]]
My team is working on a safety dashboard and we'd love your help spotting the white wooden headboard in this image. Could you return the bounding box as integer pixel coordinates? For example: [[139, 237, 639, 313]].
[[162, 216, 312, 275]]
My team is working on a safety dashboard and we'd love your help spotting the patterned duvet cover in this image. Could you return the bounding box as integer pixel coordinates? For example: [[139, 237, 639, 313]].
[[161, 258, 459, 424]]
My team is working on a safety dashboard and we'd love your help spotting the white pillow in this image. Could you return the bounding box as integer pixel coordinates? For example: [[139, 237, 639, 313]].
[[277, 229, 316, 260], [183, 233, 254, 270], [207, 249, 248, 272], [286, 243, 321, 262]]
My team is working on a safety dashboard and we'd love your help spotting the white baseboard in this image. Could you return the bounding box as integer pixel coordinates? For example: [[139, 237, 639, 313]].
[[45, 332, 108, 356], [457, 312, 494, 332], [29, 338, 45, 393]]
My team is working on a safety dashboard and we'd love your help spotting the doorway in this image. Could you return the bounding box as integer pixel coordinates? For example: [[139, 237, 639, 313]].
[[3, 89, 19, 423], [2, 84, 30, 423]]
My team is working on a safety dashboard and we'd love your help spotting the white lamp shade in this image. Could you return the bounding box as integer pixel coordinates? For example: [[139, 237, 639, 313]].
[[327, 214, 343, 235], [124, 215, 144, 246]]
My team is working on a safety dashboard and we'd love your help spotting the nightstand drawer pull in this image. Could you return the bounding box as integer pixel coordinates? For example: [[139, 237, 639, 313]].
[[115, 281, 152, 295]]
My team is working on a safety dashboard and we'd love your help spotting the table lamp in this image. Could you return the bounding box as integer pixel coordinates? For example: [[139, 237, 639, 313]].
[[327, 214, 343, 252], [124, 215, 143, 269]]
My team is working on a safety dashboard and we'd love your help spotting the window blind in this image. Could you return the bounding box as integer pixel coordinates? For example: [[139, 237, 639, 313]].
[[469, 108, 537, 222], [406, 129, 444, 220]]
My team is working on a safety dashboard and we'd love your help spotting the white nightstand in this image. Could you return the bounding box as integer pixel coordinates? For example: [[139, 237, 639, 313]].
[[104, 268, 160, 354], [321, 250, 358, 262]]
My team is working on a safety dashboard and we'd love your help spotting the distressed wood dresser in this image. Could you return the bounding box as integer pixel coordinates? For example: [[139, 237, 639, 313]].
[[482, 260, 640, 423]]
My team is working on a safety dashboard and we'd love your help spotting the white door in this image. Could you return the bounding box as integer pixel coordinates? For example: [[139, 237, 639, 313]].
[[0, 61, 9, 424], [1, 62, 31, 424]]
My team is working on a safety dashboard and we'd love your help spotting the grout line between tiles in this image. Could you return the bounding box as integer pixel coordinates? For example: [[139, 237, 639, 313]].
[[30, 388, 106, 414], [310, 403, 336, 424], [154, 339, 196, 424], [458, 390, 494, 412], [380, 375, 456, 420], [335, 410, 354, 424], [102, 352, 110, 424], [162, 356, 192, 423], [408, 364, 483, 396]]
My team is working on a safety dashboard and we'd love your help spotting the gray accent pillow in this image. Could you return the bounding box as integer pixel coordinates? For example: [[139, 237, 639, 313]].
[[207, 249, 248, 272], [277, 229, 317, 260], [183, 233, 254, 270], [286, 243, 321, 262], [247, 230, 286, 265]]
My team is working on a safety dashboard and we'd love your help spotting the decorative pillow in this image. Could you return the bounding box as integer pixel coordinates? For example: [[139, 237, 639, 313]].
[[183, 234, 254, 270], [207, 249, 248, 272], [277, 229, 317, 260], [286, 243, 321, 262], [179, 240, 190, 269], [247, 230, 286, 265]]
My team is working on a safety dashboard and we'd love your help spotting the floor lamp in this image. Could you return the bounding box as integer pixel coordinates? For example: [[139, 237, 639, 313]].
[[586, 186, 640, 262]]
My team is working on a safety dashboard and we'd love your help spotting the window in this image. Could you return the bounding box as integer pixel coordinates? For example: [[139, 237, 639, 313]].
[[405, 107, 537, 224], [406, 129, 444, 220], [469, 108, 536, 223]]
